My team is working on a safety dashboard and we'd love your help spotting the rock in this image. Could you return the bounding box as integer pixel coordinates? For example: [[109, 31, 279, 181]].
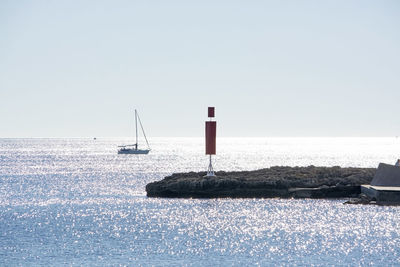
[[146, 166, 376, 199], [343, 193, 373, 205]]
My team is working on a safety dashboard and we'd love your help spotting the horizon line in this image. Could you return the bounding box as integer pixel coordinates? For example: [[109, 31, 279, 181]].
[[0, 136, 399, 139]]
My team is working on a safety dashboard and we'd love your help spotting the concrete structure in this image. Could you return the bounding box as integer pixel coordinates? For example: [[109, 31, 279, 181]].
[[370, 163, 400, 186], [361, 163, 400, 204]]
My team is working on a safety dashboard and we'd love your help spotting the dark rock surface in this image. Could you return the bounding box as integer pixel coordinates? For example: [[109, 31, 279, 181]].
[[146, 166, 376, 198], [344, 193, 375, 205]]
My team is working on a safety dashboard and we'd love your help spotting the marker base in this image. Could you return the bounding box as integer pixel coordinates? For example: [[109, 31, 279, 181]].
[[204, 155, 216, 177]]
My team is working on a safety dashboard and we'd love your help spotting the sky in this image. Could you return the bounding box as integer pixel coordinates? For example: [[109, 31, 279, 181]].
[[0, 0, 399, 137]]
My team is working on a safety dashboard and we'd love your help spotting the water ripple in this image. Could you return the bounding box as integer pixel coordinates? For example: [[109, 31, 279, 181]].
[[0, 138, 400, 265]]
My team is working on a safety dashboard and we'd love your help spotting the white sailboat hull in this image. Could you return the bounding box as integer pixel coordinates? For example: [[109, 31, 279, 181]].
[[118, 148, 150, 154]]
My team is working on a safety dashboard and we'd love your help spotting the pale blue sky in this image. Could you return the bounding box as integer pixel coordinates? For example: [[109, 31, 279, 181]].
[[1, 0, 399, 137]]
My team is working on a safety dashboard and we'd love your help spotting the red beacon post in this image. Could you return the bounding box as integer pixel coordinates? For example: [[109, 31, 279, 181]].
[[205, 107, 216, 177]]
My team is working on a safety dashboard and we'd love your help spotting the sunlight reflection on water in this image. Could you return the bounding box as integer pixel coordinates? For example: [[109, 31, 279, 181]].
[[0, 138, 400, 265]]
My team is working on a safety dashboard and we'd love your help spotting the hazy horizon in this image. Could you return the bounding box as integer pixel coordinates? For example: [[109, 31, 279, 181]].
[[1, 136, 399, 139], [1, 1, 399, 138]]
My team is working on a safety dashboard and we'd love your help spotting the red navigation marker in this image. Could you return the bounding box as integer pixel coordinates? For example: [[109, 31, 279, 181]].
[[208, 107, 215, 118], [205, 107, 216, 176], [205, 121, 216, 155]]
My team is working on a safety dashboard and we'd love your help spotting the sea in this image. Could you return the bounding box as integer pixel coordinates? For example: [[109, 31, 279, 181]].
[[1, 137, 400, 266]]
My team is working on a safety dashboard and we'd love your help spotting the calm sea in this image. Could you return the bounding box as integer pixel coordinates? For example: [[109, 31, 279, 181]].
[[1, 137, 400, 266]]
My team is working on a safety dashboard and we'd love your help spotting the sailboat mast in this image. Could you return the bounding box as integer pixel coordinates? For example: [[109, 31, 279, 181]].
[[137, 111, 151, 150], [135, 109, 138, 148]]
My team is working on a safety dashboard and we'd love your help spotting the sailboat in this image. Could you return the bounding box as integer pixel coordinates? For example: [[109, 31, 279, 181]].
[[118, 109, 151, 154]]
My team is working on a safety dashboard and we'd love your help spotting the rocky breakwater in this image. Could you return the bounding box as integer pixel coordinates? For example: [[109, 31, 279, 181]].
[[146, 166, 376, 198]]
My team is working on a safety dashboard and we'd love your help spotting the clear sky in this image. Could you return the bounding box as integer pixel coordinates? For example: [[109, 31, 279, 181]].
[[1, 0, 399, 137]]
